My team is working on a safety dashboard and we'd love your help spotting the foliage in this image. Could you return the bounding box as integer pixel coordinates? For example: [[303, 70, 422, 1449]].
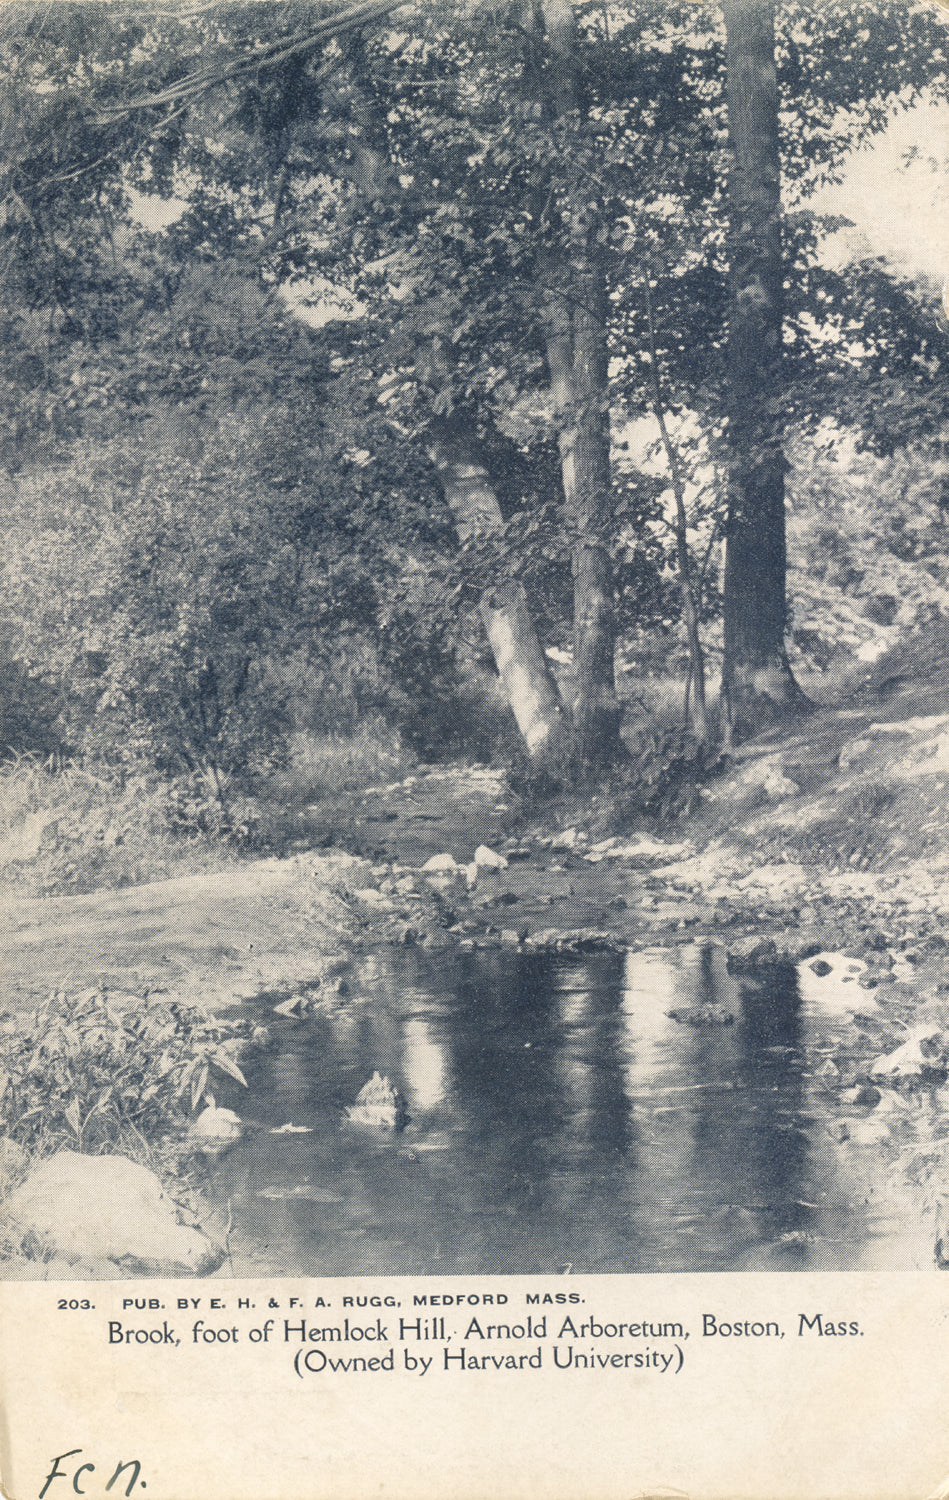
[[275, 721, 408, 799], [0, 420, 289, 790], [787, 430, 949, 670], [0, 0, 947, 781], [0, 986, 248, 1160], [608, 725, 727, 823], [0, 754, 231, 897], [0, 354, 458, 797]]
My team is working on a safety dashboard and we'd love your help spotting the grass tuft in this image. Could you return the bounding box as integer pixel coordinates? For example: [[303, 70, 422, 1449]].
[[0, 754, 231, 897]]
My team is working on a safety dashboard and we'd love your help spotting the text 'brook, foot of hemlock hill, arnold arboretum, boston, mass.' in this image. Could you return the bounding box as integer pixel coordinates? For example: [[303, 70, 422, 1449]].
[[4, 0, 949, 1281]]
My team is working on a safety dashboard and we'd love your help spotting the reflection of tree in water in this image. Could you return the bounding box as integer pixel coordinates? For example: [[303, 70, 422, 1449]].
[[683, 953, 810, 1267], [442, 949, 636, 1270], [446, 952, 567, 1207], [613, 947, 808, 1271], [215, 944, 874, 1275]]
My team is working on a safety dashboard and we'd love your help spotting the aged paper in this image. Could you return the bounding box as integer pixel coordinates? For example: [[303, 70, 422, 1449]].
[[3, 1, 949, 1497]]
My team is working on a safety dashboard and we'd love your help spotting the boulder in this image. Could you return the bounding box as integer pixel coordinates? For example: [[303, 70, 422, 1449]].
[[273, 995, 305, 1018], [727, 935, 779, 972], [733, 755, 799, 799], [420, 854, 463, 893], [762, 768, 801, 799], [421, 853, 458, 872], [869, 1028, 948, 1083], [189, 1106, 244, 1142], [474, 844, 508, 870], [839, 1082, 881, 1108], [344, 1073, 407, 1133], [3, 1152, 224, 1275]]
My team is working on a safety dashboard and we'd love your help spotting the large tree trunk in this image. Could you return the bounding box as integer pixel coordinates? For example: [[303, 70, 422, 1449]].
[[428, 417, 566, 764], [721, 0, 808, 740], [534, 0, 624, 769], [543, 257, 621, 765]]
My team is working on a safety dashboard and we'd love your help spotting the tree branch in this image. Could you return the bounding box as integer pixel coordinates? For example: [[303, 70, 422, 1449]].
[[94, 0, 404, 121]]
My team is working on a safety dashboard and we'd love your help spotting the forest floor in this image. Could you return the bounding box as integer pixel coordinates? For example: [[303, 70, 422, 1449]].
[[5, 626, 949, 1269]]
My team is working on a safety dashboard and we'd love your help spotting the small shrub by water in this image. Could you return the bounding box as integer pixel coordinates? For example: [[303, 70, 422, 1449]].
[[610, 726, 727, 823], [0, 986, 248, 1165]]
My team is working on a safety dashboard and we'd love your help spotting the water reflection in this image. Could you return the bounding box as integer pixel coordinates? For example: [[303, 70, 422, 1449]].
[[211, 943, 926, 1275]]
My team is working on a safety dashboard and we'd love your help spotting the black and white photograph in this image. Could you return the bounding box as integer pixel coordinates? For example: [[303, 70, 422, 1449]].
[[9, 5, 949, 1497], [1, 0, 949, 1299]]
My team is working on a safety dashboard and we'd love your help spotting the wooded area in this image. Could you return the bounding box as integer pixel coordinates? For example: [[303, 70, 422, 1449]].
[[5, 0, 949, 1287], [1, 0, 948, 826]]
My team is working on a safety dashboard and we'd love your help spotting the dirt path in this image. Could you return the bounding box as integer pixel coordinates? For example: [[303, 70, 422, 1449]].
[[0, 852, 363, 1010]]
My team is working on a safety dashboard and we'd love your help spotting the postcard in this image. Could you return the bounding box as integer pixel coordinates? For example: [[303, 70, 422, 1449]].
[[2, 1, 949, 1496]]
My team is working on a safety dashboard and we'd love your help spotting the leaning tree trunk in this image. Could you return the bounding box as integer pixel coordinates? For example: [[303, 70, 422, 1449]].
[[428, 417, 566, 764], [536, 0, 623, 770], [721, 0, 808, 740], [326, 129, 566, 766]]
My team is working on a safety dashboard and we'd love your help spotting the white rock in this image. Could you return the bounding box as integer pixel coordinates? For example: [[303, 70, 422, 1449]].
[[421, 853, 458, 872], [551, 827, 579, 850], [611, 836, 693, 862], [870, 1029, 947, 1081], [797, 952, 867, 1015], [190, 1106, 244, 1141], [845, 1116, 892, 1146], [344, 1073, 405, 1132], [273, 995, 303, 1018], [4, 1152, 223, 1274], [474, 844, 508, 870], [761, 768, 801, 798], [838, 738, 872, 770], [353, 888, 394, 908]]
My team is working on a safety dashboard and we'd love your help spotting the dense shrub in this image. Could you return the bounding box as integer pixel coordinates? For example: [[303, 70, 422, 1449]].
[[0, 986, 247, 1161], [609, 726, 727, 823]]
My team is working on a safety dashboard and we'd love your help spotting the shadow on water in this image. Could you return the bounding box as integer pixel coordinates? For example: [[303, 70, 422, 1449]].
[[209, 944, 925, 1275]]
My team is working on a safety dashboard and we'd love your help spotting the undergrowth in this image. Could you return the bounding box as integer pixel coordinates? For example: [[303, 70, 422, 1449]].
[[0, 754, 234, 896], [600, 726, 727, 826], [268, 721, 410, 802], [773, 782, 899, 870], [0, 985, 249, 1166]]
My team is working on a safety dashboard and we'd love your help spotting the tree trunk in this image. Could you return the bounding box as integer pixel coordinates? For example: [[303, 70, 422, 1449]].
[[721, 0, 808, 740], [643, 275, 708, 743], [427, 417, 566, 764], [535, 0, 624, 769]]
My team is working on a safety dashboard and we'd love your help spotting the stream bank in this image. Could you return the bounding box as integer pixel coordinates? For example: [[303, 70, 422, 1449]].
[[5, 666, 949, 1275]]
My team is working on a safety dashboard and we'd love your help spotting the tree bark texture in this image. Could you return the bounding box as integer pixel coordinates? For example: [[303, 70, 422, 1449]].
[[427, 417, 566, 763], [536, 0, 623, 768], [721, 0, 807, 740]]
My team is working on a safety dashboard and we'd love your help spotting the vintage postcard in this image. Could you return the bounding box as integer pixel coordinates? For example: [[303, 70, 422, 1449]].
[[2, 0, 949, 1496]]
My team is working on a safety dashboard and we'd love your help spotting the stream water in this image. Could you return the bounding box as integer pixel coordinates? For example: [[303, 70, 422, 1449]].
[[210, 944, 930, 1275]]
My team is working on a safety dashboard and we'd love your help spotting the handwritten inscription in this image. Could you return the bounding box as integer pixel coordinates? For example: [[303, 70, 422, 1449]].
[[39, 1451, 145, 1499]]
